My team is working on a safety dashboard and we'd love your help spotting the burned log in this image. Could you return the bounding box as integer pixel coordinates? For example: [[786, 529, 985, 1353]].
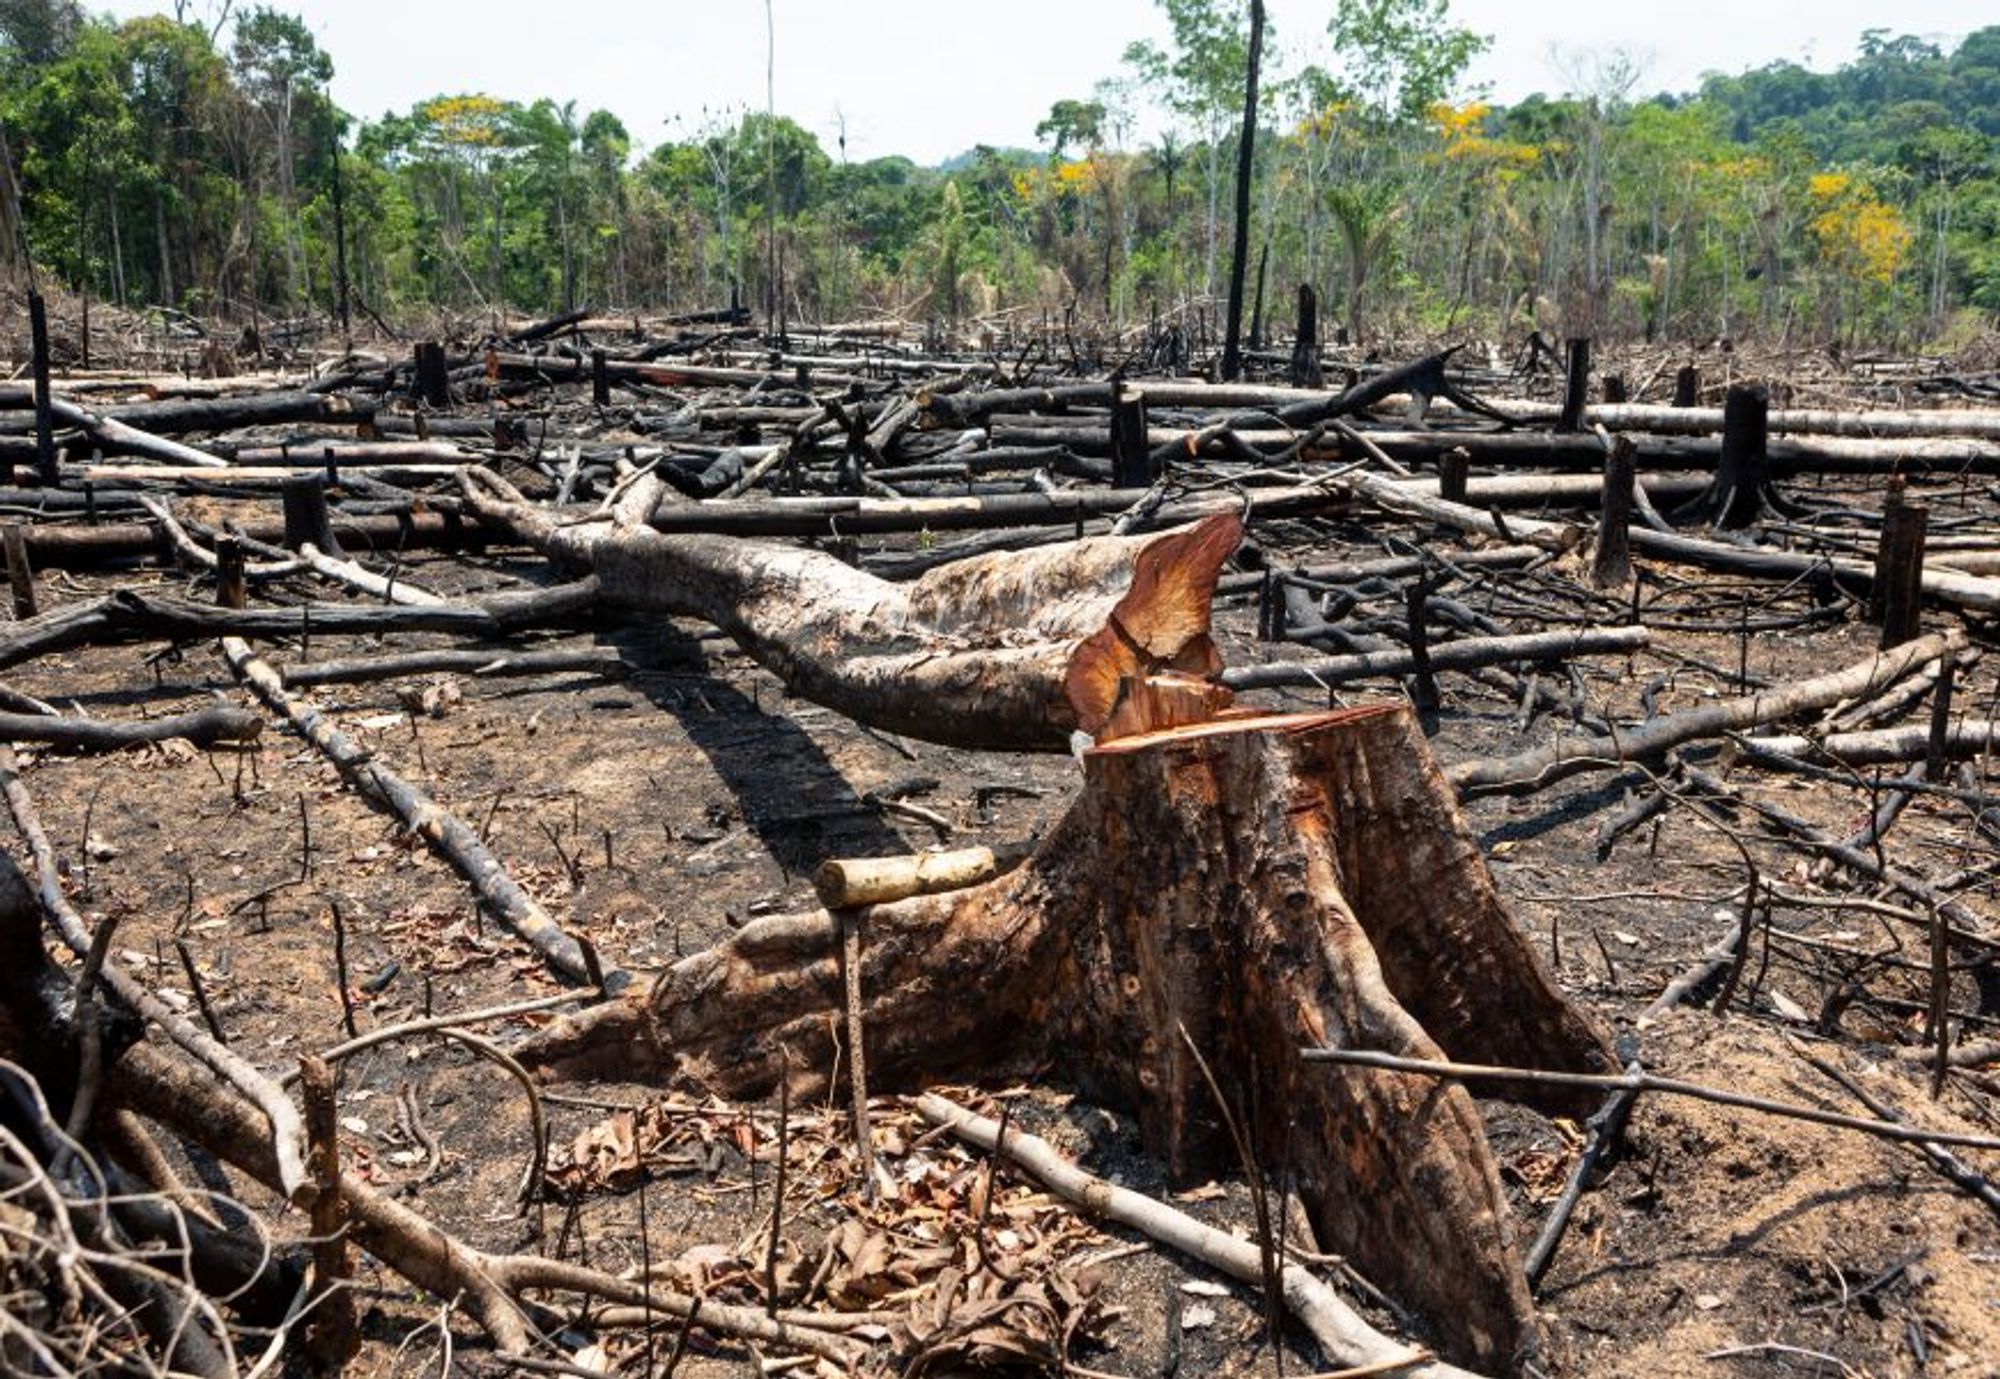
[[462, 469, 1243, 752], [0, 580, 598, 673], [519, 702, 1614, 1369], [0, 702, 261, 752]]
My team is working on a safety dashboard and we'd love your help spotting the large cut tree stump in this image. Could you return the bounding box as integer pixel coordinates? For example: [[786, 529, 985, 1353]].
[[522, 704, 1614, 1370]]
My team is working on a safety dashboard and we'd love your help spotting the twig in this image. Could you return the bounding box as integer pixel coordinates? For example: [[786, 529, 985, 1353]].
[[173, 939, 227, 1045], [1522, 1047, 1642, 1291], [1178, 1022, 1284, 1358], [765, 1046, 791, 1317], [328, 899, 359, 1040], [437, 1028, 546, 1209]]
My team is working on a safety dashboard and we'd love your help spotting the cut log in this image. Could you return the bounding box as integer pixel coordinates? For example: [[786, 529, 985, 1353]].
[[462, 469, 1243, 751], [518, 703, 1614, 1368], [1221, 626, 1649, 692], [16, 510, 483, 571]]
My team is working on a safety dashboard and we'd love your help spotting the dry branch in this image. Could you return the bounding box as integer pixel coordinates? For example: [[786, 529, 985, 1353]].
[[221, 638, 595, 983], [1447, 631, 1964, 797], [0, 702, 262, 751], [0, 757, 311, 1198]]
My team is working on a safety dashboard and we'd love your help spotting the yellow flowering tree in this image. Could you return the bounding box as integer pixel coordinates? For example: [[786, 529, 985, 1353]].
[[1806, 170, 1913, 337]]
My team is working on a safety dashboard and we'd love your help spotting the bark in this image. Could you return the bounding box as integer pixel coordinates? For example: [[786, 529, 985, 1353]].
[[463, 469, 1244, 751], [518, 704, 1614, 1369]]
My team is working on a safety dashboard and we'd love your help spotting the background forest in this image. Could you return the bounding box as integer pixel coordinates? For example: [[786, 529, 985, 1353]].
[[1, 0, 1996, 348]]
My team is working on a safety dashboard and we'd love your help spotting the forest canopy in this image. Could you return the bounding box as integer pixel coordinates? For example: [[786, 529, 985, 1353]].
[[1, 0, 1996, 347]]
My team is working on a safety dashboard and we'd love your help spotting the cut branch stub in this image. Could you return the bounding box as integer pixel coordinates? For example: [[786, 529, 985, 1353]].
[[522, 703, 1612, 1369]]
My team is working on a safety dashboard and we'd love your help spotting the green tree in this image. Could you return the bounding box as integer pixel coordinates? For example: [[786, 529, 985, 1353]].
[[1124, 0, 1263, 297], [1328, 0, 1488, 123], [232, 6, 333, 307], [1035, 99, 1105, 159]]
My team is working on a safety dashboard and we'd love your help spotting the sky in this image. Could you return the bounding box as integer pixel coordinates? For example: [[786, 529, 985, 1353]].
[[96, 1, 1980, 165]]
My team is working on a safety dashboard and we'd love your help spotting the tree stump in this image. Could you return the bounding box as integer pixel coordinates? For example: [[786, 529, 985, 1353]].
[[523, 704, 1614, 1369]]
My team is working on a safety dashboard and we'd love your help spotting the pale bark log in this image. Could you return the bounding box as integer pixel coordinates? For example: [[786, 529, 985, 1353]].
[[462, 469, 1243, 751]]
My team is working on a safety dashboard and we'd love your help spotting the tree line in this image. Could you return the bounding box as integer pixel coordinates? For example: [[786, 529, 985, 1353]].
[[1, 0, 1996, 347]]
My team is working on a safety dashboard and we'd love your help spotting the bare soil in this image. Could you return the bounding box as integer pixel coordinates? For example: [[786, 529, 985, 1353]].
[[10, 495, 1999, 1377]]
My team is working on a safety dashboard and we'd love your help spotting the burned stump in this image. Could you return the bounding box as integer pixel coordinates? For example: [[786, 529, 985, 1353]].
[[523, 703, 1614, 1369]]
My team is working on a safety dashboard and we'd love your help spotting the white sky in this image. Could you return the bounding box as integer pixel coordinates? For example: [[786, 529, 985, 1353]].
[[96, 1, 1979, 164]]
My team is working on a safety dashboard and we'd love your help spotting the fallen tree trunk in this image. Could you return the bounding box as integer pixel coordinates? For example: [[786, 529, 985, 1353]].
[[0, 387, 367, 436], [988, 420, 2000, 475], [1339, 467, 2000, 617], [517, 702, 1614, 1368], [0, 579, 597, 672], [1448, 631, 1964, 798], [1471, 399, 2000, 442], [638, 484, 1341, 538], [17, 510, 482, 570], [1222, 626, 1649, 692], [462, 469, 1244, 751]]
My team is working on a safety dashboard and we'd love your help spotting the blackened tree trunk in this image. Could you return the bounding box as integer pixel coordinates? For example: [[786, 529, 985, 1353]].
[[1218, 0, 1265, 382]]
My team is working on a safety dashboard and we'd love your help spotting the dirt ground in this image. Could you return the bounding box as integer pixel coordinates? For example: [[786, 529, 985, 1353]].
[[9, 496, 1999, 1378]]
